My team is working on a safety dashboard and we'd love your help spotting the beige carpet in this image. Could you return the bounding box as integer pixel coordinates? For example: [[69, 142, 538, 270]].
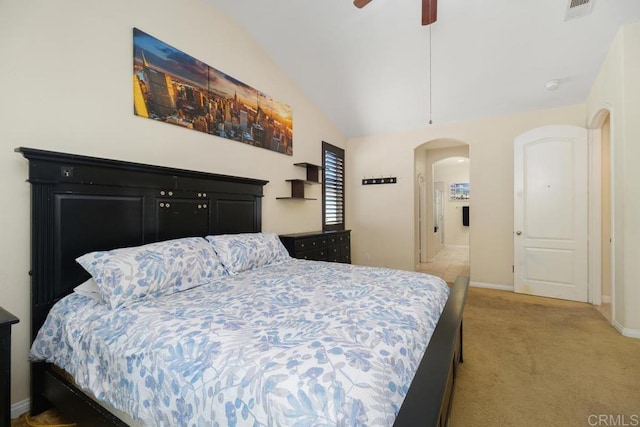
[[11, 410, 73, 427], [449, 287, 640, 427], [13, 287, 640, 427]]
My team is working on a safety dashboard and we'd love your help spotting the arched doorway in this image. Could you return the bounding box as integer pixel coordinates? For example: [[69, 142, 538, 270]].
[[414, 139, 470, 283]]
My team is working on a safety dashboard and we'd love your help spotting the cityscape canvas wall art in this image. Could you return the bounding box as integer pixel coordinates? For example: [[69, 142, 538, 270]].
[[133, 28, 293, 155]]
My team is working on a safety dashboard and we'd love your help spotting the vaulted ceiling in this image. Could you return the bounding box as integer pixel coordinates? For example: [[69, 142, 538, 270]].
[[204, 0, 640, 137]]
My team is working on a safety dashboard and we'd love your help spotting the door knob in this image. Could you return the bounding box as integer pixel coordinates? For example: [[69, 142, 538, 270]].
[[516, 231, 522, 235]]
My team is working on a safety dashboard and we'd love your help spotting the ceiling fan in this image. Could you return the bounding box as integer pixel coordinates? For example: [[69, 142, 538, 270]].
[[353, 0, 437, 26]]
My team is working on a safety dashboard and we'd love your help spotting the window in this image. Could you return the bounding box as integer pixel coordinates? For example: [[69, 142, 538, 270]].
[[322, 141, 345, 231]]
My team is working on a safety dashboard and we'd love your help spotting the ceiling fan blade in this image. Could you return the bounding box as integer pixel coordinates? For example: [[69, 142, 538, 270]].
[[422, 0, 437, 25], [354, 0, 373, 9]]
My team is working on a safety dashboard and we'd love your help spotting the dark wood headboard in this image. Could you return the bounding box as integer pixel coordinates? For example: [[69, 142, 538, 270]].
[[16, 147, 268, 341]]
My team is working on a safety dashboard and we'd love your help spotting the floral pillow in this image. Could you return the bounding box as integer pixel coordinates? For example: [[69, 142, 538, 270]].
[[76, 237, 227, 309], [205, 232, 291, 275]]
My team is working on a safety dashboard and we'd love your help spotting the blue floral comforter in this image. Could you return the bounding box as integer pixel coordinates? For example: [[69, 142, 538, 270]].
[[30, 259, 450, 426]]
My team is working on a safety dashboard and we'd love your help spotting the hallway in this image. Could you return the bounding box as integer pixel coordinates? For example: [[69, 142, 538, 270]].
[[417, 246, 470, 284]]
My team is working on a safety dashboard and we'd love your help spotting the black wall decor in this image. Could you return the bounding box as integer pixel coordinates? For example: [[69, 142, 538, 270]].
[[362, 177, 397, 185]]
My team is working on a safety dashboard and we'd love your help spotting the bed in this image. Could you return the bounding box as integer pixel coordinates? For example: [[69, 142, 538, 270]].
[[17, 147, 469, 427]]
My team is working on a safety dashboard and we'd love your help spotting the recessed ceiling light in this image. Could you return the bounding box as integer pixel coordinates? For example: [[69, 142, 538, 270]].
[[545, 79, 560, 91]]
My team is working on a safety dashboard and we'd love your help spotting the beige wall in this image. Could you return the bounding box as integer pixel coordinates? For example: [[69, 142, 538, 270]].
[[0, 0, 346, 406], [347, 104, 586, 282], [620, 22, 640, 335], [434, 161, 470, 247], [586, 21, 640, 334]]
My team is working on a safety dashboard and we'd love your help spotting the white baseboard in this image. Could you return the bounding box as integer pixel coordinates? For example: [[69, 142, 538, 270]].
[[613, 320, 640, 339], [11, 398, 30, 419], [470, 281, 514, 292], [601, 295, 612, 303]]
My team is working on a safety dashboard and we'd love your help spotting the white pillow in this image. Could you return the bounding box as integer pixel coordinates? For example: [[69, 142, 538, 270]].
[[205, 232, 291, 275], [76, 237, 228, 309], [73, 278, 104, 302]]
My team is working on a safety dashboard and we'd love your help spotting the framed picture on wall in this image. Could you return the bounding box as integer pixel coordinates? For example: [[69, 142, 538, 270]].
[[133, 28, 293, 155], [449, 182, 470, 201]]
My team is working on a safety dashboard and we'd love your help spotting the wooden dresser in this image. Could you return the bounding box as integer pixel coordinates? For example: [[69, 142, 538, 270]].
[[279, 230, 351, 263], [0, 307, 19, 427]]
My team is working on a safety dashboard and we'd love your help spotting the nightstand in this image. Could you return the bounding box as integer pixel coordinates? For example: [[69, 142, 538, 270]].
[[0, 307, 19, 427]]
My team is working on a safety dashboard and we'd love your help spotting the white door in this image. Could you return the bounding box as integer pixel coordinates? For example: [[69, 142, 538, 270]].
[[514, 125, 588, 302]]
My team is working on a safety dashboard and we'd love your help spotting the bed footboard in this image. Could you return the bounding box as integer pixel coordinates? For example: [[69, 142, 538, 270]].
[[393, 275, 469, 427], [32, 363, 127, 426]]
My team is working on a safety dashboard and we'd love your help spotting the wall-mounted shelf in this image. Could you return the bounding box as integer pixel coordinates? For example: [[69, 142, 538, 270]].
[[293, 162, 322, 183], [277, 163, 322, 200]]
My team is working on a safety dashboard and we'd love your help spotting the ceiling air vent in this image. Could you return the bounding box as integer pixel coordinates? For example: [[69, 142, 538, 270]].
[[565, 0, 594, 21]]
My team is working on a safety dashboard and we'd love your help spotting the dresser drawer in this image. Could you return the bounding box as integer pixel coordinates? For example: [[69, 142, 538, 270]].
[[280, 230, 351, 264], [297, 248, 328, 261], [340, 243, 350, 263], [327, 245, 340, 262], [328, 233, 350, 245], [294, 236, 327, 252]]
